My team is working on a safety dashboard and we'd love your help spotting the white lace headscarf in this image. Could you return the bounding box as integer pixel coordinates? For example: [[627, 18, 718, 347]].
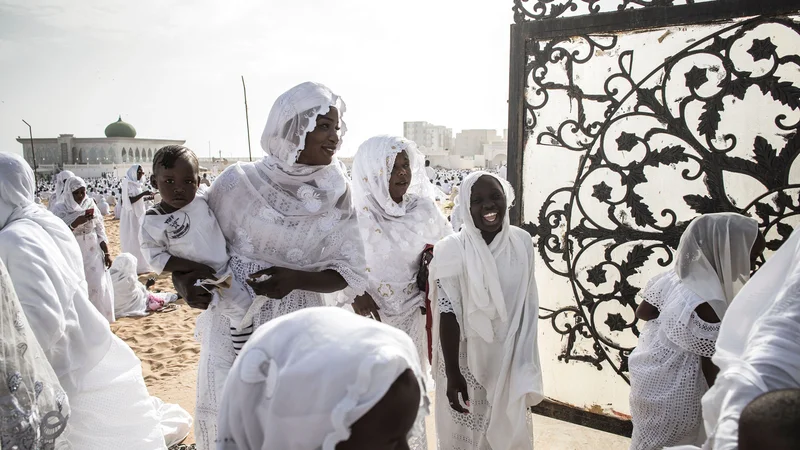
[[217, 307, 428, 450], [697, 227, 800, 450], [0, 258, 71, 449], [209, 82, 367, 310], [675, 213, 759, 320], [351, 135, 452, 315], [430, 171, 543, 449], [51, 176, 97, 225]]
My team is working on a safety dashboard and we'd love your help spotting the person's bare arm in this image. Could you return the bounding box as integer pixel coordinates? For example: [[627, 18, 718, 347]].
[[636, 300, 660, 321]]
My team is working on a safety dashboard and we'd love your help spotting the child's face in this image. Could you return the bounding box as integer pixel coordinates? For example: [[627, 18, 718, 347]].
[[151, 157, 199, 210]]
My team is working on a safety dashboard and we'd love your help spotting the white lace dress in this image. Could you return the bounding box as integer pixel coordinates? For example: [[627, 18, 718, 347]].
[[193, 162, 367, 450], [629, 271, 720, 449], [434, 282, 533, 450]]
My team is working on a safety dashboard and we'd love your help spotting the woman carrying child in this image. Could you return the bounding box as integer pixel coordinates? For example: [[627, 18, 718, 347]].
[[174, 81, 368, 450], [52, 175, 115, 323], [430, 171, 543, 450]]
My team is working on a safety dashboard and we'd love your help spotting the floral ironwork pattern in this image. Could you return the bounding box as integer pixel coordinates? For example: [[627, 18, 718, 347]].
[[512, 0, 706, 24], [522, 15, 800, 382]]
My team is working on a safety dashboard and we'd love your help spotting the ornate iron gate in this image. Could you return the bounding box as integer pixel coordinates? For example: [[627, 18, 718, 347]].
[[508, 0, 800, 434]]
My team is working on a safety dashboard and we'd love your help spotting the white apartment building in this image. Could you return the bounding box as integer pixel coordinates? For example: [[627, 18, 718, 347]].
[[403, 121, 453, 155]]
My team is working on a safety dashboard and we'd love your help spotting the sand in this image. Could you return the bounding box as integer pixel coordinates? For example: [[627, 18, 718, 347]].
[[104, 215, 201, 445]]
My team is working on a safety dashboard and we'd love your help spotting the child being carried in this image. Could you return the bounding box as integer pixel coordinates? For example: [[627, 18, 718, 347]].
[[139, 145, 251, 355]]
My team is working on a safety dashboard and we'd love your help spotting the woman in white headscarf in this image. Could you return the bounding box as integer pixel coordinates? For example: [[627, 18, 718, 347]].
[[48, 170, 74, 211], [628, 213, 763, 450], [175, 81, 368, 450], [0, 152, 192, 450], [0, 257, 71, 449], [690, 226, 800, 450], [120, 164, 154, 274], [110, 253, 178, 318], [52, 176, 115, 323], [430, 171, 543, 450], [217, 307, 428, 450]]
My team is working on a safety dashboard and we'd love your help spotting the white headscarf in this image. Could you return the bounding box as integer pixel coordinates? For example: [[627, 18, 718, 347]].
[[0, 152, 112, 392], [0, 257, 71, 448], [121, 164, 145, 218], [51, 176, 97, 225], [209, 82, 367, 307], [217, 307, 428, 450], [430, 171, 543, 449], [698, 227, 800, 450], [351, 135, 452, 314], [48, 170, 74, 212], [109, 253, 149, 318], [675, 213, 759, 320]]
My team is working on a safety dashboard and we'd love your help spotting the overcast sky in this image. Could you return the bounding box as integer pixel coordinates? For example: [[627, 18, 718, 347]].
[[0, 0, 512, 158]]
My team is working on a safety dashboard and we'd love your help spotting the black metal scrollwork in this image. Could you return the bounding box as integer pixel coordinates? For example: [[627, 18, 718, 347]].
[[512, 0, 700, 24], [523, 15, 800, 382]]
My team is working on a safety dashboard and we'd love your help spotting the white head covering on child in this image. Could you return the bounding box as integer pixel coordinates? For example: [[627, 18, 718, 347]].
[[216, 307, 427, 450], [674, 212, 759, 321]]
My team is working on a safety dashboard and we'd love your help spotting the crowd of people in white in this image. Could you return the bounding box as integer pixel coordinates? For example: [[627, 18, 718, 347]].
[[1, 81, 798, 450]]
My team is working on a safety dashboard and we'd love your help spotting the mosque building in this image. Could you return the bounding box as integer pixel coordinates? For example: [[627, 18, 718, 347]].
[[16, 116, 185, 178]]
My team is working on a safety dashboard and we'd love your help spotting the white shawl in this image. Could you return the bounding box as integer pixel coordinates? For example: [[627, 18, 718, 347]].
[[430, 171, 543, 449], [208, 82, 367, 309], [109, 253, 149, 318], [217, 307, 428, 450], [51, 176, 102, 234], [698, 227, 800, 450], [351, 135, 452, 315], [121, 165, 145, 218], [675, 213, 759, 320], [47, 170, 74, 212]]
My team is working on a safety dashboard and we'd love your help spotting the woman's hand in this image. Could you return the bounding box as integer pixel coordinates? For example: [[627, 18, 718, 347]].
[[103, 253, 113, 269], [445, 369, 470, 414], [71, 215, 90, 228], [172, 270, 213, 309], [352, 293, 381, 321], [247, 267, 301, 299]]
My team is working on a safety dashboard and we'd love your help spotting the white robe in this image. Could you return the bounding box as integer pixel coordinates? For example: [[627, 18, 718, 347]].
[[120, 169, 151, 274]]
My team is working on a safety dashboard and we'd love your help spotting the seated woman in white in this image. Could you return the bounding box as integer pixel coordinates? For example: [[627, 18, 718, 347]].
[[110, 253, 178, 318], [0, 152, 191, 450], [629, 213, 763, 449], [217, 307, 428, 450]]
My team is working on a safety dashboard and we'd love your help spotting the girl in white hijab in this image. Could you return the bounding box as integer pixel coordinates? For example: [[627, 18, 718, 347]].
[[628, 213, 762, 449], [688, 226, 800, 450], [52, 176, 115, 323], [0, 257, 71, 449], [0, 152, 191, 449], [120, 164, 154, 274], [110, 253, 178, 318], [181, 81, 368, 450], [217, 307, 428, 450], [430, 171, 543, 450]]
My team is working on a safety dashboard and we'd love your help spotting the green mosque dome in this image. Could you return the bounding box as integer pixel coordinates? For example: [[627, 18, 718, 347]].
[[104, 116, 137, 138]]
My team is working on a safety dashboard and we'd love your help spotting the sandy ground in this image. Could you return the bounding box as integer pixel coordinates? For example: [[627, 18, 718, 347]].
[[102, 215, 629, 449]]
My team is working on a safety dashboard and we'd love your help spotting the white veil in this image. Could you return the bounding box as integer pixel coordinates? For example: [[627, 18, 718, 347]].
[[51, 176, 96, 225], [0, 257, 71, 449], [675, 213, 759, 320]]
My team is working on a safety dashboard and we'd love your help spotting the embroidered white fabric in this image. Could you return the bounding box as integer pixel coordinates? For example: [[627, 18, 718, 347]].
[[52, 176, 115, 323], [0, 258, 71, 450], [629, 271, 720, 449], [429, 171, 542, 450], [216, 307, 429, 450], [195, 82, 367, 450]]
